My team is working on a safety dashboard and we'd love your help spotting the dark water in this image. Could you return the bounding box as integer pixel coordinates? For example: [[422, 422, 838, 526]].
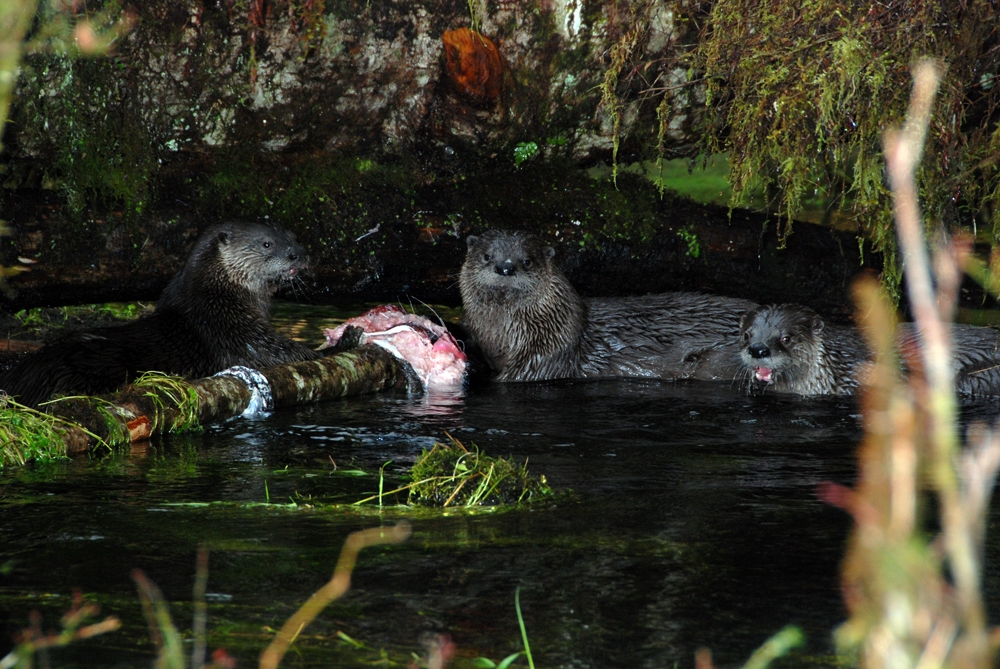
[[0, 376, 888, 668], [5, 300, 1000, 668]]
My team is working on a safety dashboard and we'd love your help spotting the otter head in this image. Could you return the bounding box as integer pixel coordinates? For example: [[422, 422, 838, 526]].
[[459, 230, 585, 380], [460, 230, 557, 301], [214, 222, 310, 296], [738, 304, 825, 390]]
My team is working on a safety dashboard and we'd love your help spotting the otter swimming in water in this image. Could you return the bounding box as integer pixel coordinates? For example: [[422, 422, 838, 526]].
[[459, 229, 757, 382], [738, 303, 1000, 396], [738, 304, 869, 395], [0, 221, 321, 407]]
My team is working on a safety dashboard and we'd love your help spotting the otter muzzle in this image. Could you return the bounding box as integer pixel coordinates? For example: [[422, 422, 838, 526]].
[[495, 260, 516, 276]]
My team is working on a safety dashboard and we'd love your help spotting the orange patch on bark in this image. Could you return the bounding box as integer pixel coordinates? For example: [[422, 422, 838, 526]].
[[127, 415, 152, 442], [442, 28, 503, 104]]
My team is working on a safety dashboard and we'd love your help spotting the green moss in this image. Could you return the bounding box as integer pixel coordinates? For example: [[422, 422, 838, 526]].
[[600, 5, 648, 186], [15, 53, 158, 227], [0, 398, 93, 467], [131, 372, 201, 434], [196, 150, 417, 243], [694, 1, 1000, 300]]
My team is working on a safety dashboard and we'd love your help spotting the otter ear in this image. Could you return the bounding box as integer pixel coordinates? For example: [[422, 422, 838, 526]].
[[543, 245, 556, 260], [739, 311, 749, 331], [810, 315, 825, 335], [465, 235, 479, 250], [217, 230, 231, 245]]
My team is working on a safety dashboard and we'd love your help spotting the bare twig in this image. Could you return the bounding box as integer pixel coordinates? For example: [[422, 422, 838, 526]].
[[258, 523, 412, 669]]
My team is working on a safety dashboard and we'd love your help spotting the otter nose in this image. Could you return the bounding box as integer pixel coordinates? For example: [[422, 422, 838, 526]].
[[748, 343, 771, 359], [495, 260, 516, 276]]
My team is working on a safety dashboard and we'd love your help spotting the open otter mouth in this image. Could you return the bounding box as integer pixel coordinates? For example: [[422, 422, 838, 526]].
[[754, 366, 774, 383]]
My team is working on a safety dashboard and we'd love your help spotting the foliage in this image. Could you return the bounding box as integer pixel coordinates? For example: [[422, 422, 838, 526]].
[[829, 62, 998, 669], [18, 52, 158, 222], [9, 2, 140, 220], [676, 225, 700, 258], [599, 2, 653, 187], [694, 1, 1000, 300], [513, 141, 539, 168], [0, 396, 94, 467], [131, 372, 201, 434], [353, 435, 553, 509]]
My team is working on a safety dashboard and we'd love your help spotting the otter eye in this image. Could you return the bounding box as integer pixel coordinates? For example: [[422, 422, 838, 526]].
[[522, 258, 532, 269], [780, 335, 792, 345], [262, 241, 272, 249], [741, 331, 750, 342], [483, 253, 492, 263]]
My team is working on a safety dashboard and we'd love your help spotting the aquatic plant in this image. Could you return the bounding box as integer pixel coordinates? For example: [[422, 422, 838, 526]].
[[352, 435, 553, 509], [401, 435, 551, 508], [131, 372, 201, 434], [259, 523, 411, 669], [473, 588, 535, 669], [0, 395, 99, 467], [695, 625, 804, 669]]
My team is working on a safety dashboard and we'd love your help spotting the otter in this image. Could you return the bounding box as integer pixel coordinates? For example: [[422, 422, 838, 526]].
[[0, 221, 321, 407], [738, 304, 869, 395], [738, 303, 1000, 396], [459, 229, 757, 382]]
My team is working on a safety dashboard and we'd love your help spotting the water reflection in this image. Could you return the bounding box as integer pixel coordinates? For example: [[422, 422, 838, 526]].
[[1, 379, 998, 668]]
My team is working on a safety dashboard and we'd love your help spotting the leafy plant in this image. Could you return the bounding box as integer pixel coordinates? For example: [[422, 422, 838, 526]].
[[513, 142, 539, 168]]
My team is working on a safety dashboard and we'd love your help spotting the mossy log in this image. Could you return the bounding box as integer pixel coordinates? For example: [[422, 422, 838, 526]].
[[31, 344, 420, 458]]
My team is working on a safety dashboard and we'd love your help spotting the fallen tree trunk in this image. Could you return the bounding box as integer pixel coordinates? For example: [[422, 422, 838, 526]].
[[1, 343, 421, 463]]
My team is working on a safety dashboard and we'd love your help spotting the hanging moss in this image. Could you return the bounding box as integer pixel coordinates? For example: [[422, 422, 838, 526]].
[[15, 52, 159, 226], [599, 4, 649, 186], [693, 1, 1000, 300]]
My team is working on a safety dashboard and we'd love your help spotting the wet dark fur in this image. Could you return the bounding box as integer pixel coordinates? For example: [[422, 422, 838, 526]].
[[739, 303, 1000, 396], [0, 221, 319, 406], [738, 304, 868, 395], [899, 322, 1000, 397], [459, 230, 757, 382]]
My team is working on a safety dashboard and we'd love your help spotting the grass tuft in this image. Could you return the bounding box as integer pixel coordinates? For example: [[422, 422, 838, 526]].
[[0, 395, 96, 467]]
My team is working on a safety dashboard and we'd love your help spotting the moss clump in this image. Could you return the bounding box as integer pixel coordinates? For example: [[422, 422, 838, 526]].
[[694, 1, 1000, 300], [131, 372, 201, 434], [194, 150, 417, 243], [407, 436, 552, 508]]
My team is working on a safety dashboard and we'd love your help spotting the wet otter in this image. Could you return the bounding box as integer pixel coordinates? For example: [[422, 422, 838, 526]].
[[738, 304, 869, 395], [0, 221, 321, 407], [738, 303, 1000, 396], [459, 229, 757, 382]]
